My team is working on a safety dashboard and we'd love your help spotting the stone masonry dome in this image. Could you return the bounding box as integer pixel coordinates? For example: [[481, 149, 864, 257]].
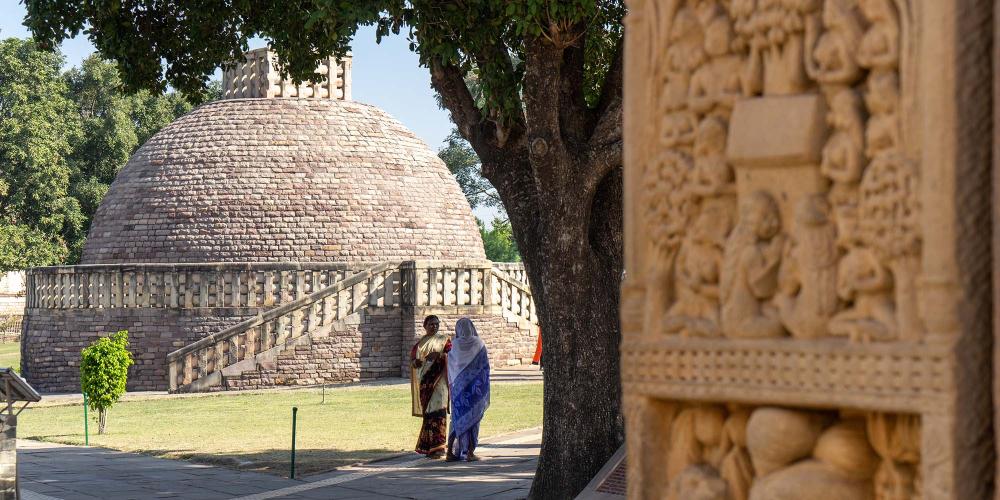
[[81, 96, 486, 263]]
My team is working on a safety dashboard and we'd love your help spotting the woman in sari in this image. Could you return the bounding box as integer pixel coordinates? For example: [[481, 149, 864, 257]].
[[446, 318, 490, 462], [410, 315, 452, 458]]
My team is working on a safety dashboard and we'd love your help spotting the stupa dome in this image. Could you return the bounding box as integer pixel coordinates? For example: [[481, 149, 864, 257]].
[[82, 90, 485, 264]]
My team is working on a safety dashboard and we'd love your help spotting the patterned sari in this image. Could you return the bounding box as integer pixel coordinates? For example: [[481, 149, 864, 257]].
[[410, 332, 451, 455], [447, 318, 490, 460]]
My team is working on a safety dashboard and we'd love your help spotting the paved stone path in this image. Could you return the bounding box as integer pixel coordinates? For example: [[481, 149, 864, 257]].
[[21, 427, 541, 500]]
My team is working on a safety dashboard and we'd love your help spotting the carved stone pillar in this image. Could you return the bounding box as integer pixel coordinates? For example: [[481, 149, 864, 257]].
[[622, 0, 993, 498]]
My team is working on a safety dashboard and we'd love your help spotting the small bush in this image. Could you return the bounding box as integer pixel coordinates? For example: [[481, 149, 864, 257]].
[[80, 330, 134, 434]]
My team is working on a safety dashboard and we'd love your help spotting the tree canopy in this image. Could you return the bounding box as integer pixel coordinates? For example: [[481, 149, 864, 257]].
[[0, 38, 201, 271]]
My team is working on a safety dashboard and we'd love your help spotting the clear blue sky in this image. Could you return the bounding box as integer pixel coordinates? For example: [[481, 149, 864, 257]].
[[0, 1, 502, 222]]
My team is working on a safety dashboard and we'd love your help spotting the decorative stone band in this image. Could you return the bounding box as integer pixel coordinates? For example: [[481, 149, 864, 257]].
[[621, 337, 951, 415], [25, 263, 372, 310], [153, 260, 532, 392]]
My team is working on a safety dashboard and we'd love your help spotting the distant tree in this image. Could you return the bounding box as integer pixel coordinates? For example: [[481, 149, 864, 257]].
[[25, 2, 625, 495], [478, 217, 521, 262], [438, 130, 502, 213], [0, 38, 84, 272], [79, 330, 134, 434], [64, 55, 196, 259]]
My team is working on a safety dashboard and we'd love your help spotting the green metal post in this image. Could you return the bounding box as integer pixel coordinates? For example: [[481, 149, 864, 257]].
[[83, 392, 89, 446], [290, 407, 298, 479]]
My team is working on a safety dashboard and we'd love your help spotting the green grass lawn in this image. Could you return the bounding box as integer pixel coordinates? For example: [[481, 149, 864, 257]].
[[0, 342, 19, 372], [20, 382, 542, 476]]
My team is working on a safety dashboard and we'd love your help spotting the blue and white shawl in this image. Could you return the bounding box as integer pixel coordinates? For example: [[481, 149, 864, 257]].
[[448, 318, 490, 447]]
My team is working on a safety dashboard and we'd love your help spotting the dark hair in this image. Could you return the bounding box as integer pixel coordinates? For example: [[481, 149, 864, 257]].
[[423, 315, 440, 327]]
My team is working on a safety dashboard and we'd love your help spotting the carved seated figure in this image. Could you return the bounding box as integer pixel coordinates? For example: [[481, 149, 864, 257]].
[[721, 191, 786, 339], [864, 70, 900, 158], [691, 117, 737, 198], [664, 7, 706, 112], [689, 16, 748, 113], [828, 245, 897, 342], [663, 204, 733, 337], [821, 88, 865, 184], [775, 195, 839, 339], [857, 0, 899, 70], [804, 0, 863, 86]]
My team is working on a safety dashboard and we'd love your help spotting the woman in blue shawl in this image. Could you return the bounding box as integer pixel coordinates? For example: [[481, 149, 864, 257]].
[[446, 318, 490, 462]]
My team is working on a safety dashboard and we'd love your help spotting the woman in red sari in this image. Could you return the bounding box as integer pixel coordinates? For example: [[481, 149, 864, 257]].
[[410, 315, 452, 458]]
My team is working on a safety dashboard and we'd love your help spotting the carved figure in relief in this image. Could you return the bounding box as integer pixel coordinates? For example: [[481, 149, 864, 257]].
[[821, 88, 866, 184], [642, 150, 694, 335], [668, 465, 729, 500], [863, 70, 900, 158], [691, 117, 737, 198], [689, 15, 752, 113], [857, 153, 921, 340], [720, 191, 786, 339], [804, 0, 864, 86], [663, 7, 706, 112], [856, 0, 899, 70], [718, 407, 754, 500], [775, 195, 838, 339], [667, 405, 727, 480], [663, 204, 732, 337], [867, 413, 921, 500], [828, 245, 896, 342]]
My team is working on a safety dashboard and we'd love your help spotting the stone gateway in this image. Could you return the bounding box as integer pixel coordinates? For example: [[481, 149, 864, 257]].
[[620, 0, 992, 498]]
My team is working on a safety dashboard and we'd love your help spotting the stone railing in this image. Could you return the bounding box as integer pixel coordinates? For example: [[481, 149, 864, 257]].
[[491, 262, 527, 285], [25, 263, 371, 310], [168, 262, 398, 392], [164, 260, 536, 391], [491, 267, 537, 325], [401, 260, 535, 325]]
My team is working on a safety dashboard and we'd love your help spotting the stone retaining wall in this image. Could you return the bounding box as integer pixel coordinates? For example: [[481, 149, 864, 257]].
[[222, 306, 536, 390], [22, 307, 260, 392]]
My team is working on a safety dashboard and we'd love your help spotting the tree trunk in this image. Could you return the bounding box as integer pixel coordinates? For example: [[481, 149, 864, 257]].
[[515, 168, 624, 499], [98, 409, 106, 435]]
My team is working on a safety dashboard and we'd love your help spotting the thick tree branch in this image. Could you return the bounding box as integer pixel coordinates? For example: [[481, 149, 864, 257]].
[[522, 34, 570, 196], [429, 59, 488, 145], [589, 39, 623, 149], [559, 39, 590, 150], [581, 137, 623, 194]]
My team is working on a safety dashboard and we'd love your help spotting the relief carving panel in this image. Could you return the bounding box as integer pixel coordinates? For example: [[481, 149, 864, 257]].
[[620, 0, 992, 497], [640, 0, 918, 345]]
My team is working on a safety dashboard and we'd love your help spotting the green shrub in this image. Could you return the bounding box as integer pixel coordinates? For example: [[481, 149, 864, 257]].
[[80, 330, 134, 434]]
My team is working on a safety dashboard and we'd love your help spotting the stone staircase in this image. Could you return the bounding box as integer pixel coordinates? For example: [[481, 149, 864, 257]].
[[166, 261, 538, 393]]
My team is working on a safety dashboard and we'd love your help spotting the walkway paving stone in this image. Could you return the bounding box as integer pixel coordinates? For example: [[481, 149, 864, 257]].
[[20, 427, 541, 499]]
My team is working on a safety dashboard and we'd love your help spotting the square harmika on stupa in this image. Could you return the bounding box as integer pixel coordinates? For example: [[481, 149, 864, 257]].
[[22, 48, 538, 393]]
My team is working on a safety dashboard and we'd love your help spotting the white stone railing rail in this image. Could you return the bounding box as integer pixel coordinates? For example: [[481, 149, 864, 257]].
[[489, 268, 536, 326], [167, 262, 399, 392], [25, 263, 370, 310], [491, 262, 528, 285]]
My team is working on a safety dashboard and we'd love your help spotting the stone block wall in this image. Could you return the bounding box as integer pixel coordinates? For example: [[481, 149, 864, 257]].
[[22, 307, 260, 392], [401, 306, 537, 378]]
